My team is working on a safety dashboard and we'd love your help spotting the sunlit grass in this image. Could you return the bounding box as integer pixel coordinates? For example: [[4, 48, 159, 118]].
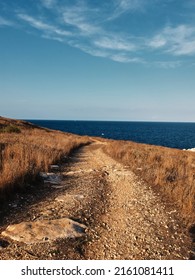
[[0, 117, 91, 198], [103, 139, 195, 225]]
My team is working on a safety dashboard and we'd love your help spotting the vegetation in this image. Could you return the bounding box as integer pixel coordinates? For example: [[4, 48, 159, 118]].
[[103, 139, 195, 226], [1, 116, 195, 227], [0, 124, 21, 133], [0, 117, 91, 199]]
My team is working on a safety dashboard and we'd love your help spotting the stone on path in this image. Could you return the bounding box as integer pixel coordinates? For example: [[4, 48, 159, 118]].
[[50, 185, 65, 189], [55, 194, 84, 202], [50, 165, 60, 171], [40, 172, 62, 185], [1, 218, 86, 244]]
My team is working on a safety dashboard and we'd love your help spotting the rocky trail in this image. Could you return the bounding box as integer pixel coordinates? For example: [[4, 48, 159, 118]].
[[0, 142, 192, 260]]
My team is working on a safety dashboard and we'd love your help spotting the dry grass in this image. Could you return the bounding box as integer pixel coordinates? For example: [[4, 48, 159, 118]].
[[0, 117, 91, 199], [1, 116, 194, 226], [103, 139, 195, 226]]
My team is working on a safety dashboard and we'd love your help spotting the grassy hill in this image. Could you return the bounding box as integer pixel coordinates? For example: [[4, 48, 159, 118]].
[[103, 139, 195, 226], [0, 116, 90, 199], [1, 116, 195, 227]]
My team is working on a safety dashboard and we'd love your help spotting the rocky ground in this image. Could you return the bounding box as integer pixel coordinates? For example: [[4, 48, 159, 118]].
[[0, 142, 193, 260]]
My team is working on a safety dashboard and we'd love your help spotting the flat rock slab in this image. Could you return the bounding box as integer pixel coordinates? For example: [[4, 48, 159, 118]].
[[55, 194, 84, 202], [1, 218, 86, 244], [40, 172, 62, 185]]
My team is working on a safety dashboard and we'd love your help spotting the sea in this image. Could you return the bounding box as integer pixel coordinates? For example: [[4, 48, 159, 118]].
[[27, 120, 195, 150]]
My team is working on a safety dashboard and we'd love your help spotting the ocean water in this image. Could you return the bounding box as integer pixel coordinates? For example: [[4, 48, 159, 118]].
[[27, 120, 195, 150]]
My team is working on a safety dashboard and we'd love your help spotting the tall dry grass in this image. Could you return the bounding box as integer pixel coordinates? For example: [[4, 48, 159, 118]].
[[0, 118, 91, 199], [103, 140, 195, 226]]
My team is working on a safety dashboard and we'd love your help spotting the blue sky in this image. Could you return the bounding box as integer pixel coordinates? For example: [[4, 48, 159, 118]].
[[0, 0, 195, 121]]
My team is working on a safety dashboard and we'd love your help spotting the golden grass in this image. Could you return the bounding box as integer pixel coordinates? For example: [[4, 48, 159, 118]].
[[1, 116, 194, 226], [103, 140, 195, 226], [0, 117, 91, 198]]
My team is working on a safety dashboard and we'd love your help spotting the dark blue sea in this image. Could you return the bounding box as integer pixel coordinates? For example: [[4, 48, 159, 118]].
[[27, 120, 195, 150]]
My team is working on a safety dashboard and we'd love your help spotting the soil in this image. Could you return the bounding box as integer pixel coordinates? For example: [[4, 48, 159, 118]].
[[0, 142, 193, 260]]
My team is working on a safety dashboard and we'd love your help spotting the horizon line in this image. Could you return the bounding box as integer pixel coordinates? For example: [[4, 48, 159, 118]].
[[23, 118, 195, 124]]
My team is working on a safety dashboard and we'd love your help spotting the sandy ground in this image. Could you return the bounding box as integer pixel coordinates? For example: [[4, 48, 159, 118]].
[[0, 142, 192, 260]]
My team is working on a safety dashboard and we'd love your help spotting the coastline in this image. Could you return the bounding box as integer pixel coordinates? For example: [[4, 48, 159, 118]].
[[0, 116, 195, 260]]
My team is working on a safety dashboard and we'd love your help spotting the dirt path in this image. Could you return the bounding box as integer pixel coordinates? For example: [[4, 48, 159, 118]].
[[0, 142, 192, 259]]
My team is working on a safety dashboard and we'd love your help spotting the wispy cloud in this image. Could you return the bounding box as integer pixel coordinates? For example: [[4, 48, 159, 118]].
[[148, 35, 167, 48], [94, 36, 135, 51], [1, 0, 195, 66], [54, 1, 140, 62], [62, 5, 100, 36], [117, 0, 145, 12], [149, 25, 195, 55], [0, 16, 13, 27], [110, 53, 143, 63], [70, 42, 110, 59], [108, 0, 145, 20], [18, 13, 71, 36], [40, 0, 56, 8]]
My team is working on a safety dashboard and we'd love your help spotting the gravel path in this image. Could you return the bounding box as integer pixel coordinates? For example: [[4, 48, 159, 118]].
[[0, 142, 191, 259]]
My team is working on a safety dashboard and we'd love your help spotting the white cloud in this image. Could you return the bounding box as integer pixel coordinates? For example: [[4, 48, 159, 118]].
[[62, 5, 100, 35], [59, 2, 139, 61], [117, 0, 144, 10], [1, 0, 195, 66], [17, 8, 140, 64], [148, 35, 167, 48], [18, 14, 71, 36], [94, 36, 135, 51], [18, 14, 52, 30], [174, 40, 195, 55], [42, 34, 64, 42], [149, 25, 195, 55], [69, 40, 140, 63], [40, 0, 56, 9], [72, 43, 110, 59], [108, 0, 145, 20], [110, 53, 143, 63], [0, 16, 13, 27]]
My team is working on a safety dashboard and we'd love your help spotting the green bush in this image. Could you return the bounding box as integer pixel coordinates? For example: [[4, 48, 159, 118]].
[[0, 125, 21, 133]]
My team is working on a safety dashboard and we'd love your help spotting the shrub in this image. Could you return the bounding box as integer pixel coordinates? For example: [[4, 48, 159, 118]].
[[0, 125, 21, 133]]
